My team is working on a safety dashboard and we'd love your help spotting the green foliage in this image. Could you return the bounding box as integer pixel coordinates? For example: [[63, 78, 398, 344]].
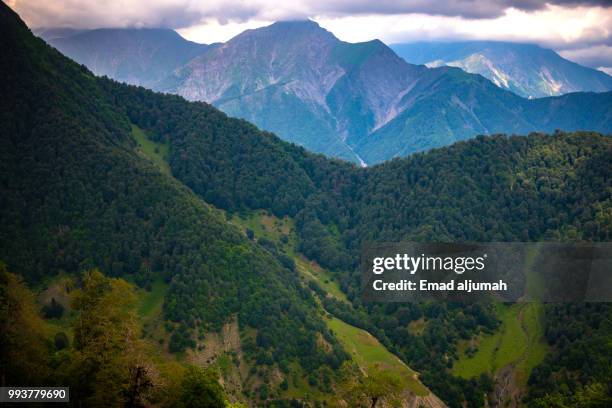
[[0, 263, 50, 385], [66, 270, 150, 406], [526, 304, 612, 407], [1, 4, 611, 406], [176, 366, 227, 408], [0, 4, 346, 378]]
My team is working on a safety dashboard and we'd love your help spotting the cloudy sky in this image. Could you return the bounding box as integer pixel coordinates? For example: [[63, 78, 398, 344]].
[[7, 0, 612, 73]]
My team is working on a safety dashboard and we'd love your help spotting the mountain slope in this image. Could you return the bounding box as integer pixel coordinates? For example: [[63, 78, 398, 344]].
[[3, 2, 611, 406], [113, 72, 612, 403], [156, 22, 612, 164], [0, 3, 349, 399], [42, 28, 211, 88], [40, 21, 612, 164], [391, 41, 612, 98], [360, 72, 612, 163]]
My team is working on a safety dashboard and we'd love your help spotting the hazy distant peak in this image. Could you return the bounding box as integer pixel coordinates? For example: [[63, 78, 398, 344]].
[[232, 19, 337, 44], [269, 19, 321, 28], [34, 26, 87, 41], [391, 40, 612, 98]]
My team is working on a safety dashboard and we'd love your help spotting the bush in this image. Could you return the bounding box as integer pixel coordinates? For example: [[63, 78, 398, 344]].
[[42, 298, 64, 319]]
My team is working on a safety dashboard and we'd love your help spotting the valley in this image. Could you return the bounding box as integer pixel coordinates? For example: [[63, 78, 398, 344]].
[[1, 2, 611, 406], [228, 210, 438, 404]]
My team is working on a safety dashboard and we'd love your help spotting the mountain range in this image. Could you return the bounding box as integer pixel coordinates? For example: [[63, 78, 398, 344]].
[[390, 41, 612, 98], [39, 27, 211, 88], [3, 1, 612, 406], [41, 21, 612, 164]]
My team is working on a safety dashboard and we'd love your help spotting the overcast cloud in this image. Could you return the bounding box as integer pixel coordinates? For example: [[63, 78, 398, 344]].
[[7, 0, 612, 71]]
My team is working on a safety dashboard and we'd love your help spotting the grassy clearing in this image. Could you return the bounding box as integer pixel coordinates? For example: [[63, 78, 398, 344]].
[[36, 274, 75, 339], [131, 124, 171, 175], [327, 316, 429, 396], [408, 317, 427, 335], [230, 210, 296, 250], [515, 303, 547, 387], [453, 304, 522, 377], [494, 305, 527, 372], [136, 278, 171, 355], [138, 278, 168, 319], [229, 209, 430, 398], [295, 256, 348, 302], [452, 303, 546, 384]]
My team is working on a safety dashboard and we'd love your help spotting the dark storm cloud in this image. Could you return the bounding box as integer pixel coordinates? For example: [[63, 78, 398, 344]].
[[7, 0, 612, 72], [315, 0, 610, 19], [8, 0, 612, 30]]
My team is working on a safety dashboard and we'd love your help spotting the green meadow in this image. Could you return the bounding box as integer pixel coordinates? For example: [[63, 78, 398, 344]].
[[452, 303, 547, 387], [131, 124, 171, 175]]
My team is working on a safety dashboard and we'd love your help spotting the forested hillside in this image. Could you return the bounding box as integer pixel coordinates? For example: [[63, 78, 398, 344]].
[[0, 4, 348, 404], [39, 21, 612, 164], [109, 77, 612, 404], [1, 1, 610, 406]]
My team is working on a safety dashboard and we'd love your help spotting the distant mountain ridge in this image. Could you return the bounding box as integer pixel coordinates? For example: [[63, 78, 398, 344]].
[[391, 41, 612, 98], [40, 27, 212, 88], [158, 21, 611, 164], [39, 21, 612, 164]]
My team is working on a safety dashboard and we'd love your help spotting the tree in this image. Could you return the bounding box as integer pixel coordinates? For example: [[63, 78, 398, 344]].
[[68, 269, 152, 406], [176, 366, 226, 408], [0, 263, 49, 386], [42, 297, 64, 319]]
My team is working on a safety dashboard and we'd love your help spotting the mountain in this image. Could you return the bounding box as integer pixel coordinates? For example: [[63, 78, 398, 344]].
[[159, 20, 423, 163], [146, 21, 612, 164], [2, 1, 612, 406], [357, 74, 612, 163], [40, 27, 212, 88], [38, 21, 612, 164], [391, 41, 612, 98], [34, 27, 87, 40], [0, 3, 354, 404]]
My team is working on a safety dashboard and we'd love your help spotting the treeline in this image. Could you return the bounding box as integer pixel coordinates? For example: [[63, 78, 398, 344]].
[[0, 264, 240, 407]]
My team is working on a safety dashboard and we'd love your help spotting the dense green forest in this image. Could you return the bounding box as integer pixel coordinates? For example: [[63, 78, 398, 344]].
[[0, 1, 610, 406], [0, 264, 244, 407], [108, 76, 612, 403], [0, 4, 347, 402]]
